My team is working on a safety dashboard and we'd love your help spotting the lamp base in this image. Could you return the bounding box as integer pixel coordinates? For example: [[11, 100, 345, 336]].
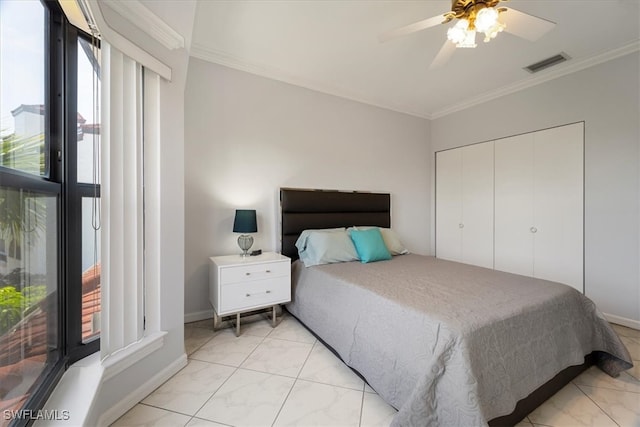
[[237, 234, 254, 257]]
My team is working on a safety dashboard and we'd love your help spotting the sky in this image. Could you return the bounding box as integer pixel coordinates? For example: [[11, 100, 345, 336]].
[[0, 0, 98, 136]]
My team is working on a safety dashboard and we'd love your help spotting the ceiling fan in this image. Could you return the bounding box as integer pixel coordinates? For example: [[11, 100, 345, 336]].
[[379, 0, 556, 69]]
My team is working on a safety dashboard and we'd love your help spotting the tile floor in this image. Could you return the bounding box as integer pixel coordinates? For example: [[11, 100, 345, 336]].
[[113, 315, 640, 427]]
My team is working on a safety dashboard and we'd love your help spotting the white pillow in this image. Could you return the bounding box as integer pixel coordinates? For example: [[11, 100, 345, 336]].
[[349, 226, 409, 256], [295, 229, 359, 267]]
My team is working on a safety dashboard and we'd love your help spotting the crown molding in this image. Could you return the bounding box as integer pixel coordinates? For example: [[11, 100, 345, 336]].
[[88, 0, 172, 80], [191, 38, 639, 121], [431, 39, 640, 119], [190, 42, 430, 120], [103, 0, 184, 50]]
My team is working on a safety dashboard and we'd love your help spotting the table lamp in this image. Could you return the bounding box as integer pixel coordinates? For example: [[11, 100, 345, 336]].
[[233, 209, 257, 256]]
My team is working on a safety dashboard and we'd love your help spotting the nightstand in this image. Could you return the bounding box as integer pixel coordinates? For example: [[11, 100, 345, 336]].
[[209, 252, 291, 336]]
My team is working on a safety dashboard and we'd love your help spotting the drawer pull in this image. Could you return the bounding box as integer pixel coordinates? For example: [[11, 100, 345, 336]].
[[245, 272, 251, 276], [266, 290, 271, 294], [246, 293, 251, 297], [266, 270, 271, 273]]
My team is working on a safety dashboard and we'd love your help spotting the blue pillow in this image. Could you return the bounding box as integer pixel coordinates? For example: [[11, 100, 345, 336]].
[[295, 229, 358, 267], [349, 228, 392, 263]]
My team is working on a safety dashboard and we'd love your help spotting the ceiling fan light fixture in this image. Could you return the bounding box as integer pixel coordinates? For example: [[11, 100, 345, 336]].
[[447, 19, 477, 48], [474, 7, 498, 32], [458, 28, 477, 48], [447, 19, 469, 44], [482, 19, 506, 42]]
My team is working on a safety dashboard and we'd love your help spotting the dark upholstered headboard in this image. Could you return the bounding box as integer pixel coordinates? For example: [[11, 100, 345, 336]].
[[280, 188, 391, 260]]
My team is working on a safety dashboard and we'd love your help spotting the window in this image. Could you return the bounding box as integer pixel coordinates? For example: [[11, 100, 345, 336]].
[[0, 0, 61, 417], [0, 1, 47, 178], [75, 37, 101, 344], [0, 188, 58, 416], [0, 0, 101, 421]]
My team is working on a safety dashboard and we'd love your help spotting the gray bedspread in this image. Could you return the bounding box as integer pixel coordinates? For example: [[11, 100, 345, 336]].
[[286, 254, 633, 426]]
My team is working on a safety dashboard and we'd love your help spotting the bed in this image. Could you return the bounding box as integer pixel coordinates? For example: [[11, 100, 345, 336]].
[[280, 188, 633, 426]]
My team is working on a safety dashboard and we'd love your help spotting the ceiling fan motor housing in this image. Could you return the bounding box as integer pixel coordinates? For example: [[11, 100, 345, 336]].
[[450, 0, 502, 19]]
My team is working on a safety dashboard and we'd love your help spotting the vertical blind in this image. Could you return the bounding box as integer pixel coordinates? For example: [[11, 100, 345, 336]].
[[100, 41, 160, 358]]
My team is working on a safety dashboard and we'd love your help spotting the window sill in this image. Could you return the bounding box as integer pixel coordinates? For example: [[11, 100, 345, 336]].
[[102, 331, 167, 381], [35, 332, 168, 426]]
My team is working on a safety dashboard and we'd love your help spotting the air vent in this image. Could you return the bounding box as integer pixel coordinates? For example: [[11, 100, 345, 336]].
[[524, 53, 570, 74]]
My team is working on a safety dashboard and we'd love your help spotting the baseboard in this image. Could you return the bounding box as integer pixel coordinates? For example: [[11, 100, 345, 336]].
[[603, 313, 640, 330], [184, 309, 214, 324], [97, 353, 188, 426]]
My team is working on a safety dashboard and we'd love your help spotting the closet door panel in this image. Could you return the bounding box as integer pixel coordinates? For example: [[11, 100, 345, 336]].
[[461, 142, 494, 268], [533, 123, 584, 291], [436, 148, 462, 261], [494, 133, 535, 276]]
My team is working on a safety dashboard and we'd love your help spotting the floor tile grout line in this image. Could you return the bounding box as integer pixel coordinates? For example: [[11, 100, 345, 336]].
[[358, 385, 366, 427], [229, 364, 367, 392], [187, 356, 245, 369], [238, 332, 269, 365], [189, 364, 242, 423], [271, 378, 299, 427], [297, 340, 318, 375], [622, 371, 640, 384], [263, 335, 317, 345], [138, 401, 196, 418], [270, 341, 316, 427], [185, 320, 270, 355], [573, 382, 621, 427], [573, 379, 640, 395], [295, 338, 318, 380], [188, 331, 270, 423], [192, 335, 364, 388], [191, 330, 367, 391], [294, 376, 366, 392], [190, 416, 235, 427], [233, 366, 299, 381], [289, 377, 364, 396], [185, 331, 218, 357]]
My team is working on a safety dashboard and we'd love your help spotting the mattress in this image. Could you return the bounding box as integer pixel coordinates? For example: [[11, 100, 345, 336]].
[[286, 254, 633, 426]]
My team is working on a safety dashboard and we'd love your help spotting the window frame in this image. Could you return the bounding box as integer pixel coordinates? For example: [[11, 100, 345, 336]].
[[64, 22, 100, 363], [64, 24, 101, 364], [0, 2, 102, 422]]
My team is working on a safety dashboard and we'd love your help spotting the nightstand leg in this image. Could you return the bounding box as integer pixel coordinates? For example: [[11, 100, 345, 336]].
[[213, 312, 220, 331], [235, 313, 241, 337], [272, 305, 277, 327]]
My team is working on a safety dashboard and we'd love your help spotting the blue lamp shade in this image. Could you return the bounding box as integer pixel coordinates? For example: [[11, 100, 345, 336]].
[[233, 209, 257, 233]]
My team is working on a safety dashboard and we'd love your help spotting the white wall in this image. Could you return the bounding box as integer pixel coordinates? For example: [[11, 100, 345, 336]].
[[184, 59, 430, 320], [430, 52, 640, 326]]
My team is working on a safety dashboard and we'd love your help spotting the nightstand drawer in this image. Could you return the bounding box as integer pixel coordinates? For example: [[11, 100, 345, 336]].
[[221, 261, 289, 284], [219, 277, 290, 313]]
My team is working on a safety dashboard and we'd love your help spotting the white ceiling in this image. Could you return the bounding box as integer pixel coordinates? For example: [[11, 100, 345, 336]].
[[189, 0, 640, 119]]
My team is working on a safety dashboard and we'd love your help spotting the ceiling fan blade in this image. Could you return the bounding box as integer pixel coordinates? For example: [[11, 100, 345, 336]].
[[500, 7, 556, 41], [429, 40, 456, 70], [379, 14, 446, 43]]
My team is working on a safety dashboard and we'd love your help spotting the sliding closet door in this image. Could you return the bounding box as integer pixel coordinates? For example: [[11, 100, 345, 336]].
[[436, 142, 493, 267], [533, 123, 584, 291], [461, 142, 494, 268], [436, 148, 463, 262], [494, 133, 535, 277], [495, 123, 584, 292]]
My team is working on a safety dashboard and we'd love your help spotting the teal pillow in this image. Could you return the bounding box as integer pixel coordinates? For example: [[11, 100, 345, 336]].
[[349, 228, 392, 263]]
